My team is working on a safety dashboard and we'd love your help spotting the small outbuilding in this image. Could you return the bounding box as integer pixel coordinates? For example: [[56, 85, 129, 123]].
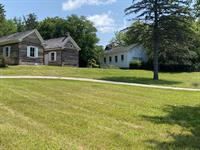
[[44, 34, 81, 66]]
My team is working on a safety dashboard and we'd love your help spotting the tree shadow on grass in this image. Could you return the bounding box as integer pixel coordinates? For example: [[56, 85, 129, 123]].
[[143, 105, 200, 149], [101, 77, 181, 86]]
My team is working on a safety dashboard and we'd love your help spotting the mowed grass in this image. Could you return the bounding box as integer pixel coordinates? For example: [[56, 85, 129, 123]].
[[1, 66, 200, 88], [0, 79, 200, 149]]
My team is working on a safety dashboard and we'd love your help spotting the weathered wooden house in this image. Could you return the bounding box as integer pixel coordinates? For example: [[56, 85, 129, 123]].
[[0, 29, 44, 65], [44, 34, 81, 66], [0, 29, 81, 66]]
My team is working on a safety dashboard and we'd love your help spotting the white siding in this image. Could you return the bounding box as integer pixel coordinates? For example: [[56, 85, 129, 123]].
[[127, 45, 148, 65], [101, 45, 148, 68]]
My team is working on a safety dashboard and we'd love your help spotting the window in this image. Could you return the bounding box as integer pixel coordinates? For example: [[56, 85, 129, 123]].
[[104, 57, 106, 63], [27, 46, 38, 58], [121, 55, 124, 61], [115, 56, 118, 63], [30, 47, 35, 57], [3, 46, 11, 57], [109, 56, 112, 62], [49, 52, 56, 61]]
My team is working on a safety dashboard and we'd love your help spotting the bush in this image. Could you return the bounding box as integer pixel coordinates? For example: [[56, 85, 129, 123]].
[[88, 59, 99, 68], [129, 59, 142, 69], [0, 56, 7, 67]]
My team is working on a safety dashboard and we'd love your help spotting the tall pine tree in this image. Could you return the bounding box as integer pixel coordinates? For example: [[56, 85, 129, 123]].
[[125, 0, 191, 80]]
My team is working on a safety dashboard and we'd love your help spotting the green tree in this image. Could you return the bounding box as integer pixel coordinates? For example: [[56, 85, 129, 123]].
[[125, 0, 191, 80], [0, 3, 5, 22], [23, 13, 38, 30], [65, 15, 99, 67], [0, 19, 17, 36], [13, 17, 25, 32], [38, 17, 67, 39]]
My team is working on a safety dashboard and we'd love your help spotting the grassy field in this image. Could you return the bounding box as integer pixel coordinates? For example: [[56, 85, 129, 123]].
[[0, 79, 200, 149], [0, 66, 200, 88]]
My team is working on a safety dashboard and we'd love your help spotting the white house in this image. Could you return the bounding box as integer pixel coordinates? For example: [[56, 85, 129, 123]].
[[101, 44, 148, 68]]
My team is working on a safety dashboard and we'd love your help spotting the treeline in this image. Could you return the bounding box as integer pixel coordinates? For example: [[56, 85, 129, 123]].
[[0, 4, 103, 67]]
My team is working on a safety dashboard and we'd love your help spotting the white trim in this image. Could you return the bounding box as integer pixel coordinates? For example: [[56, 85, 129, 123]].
[[3, 46, 11, 57], [49, 51, 57, 62], [27, 46, 39, 58]]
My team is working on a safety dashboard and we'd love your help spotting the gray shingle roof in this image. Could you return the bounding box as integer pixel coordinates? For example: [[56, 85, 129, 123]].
[[44, 36, 81, 51], [104, 44, 138, 54], [0, 29, 44, 45], [0, 30, 35, 45], [45, 37, 67, 49]]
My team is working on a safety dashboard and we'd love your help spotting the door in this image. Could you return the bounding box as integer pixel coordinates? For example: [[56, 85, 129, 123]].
[[44, 54, 49, 65]]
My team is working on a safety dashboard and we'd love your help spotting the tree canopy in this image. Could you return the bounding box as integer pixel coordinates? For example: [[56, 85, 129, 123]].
[[124, 0, 197, 76]]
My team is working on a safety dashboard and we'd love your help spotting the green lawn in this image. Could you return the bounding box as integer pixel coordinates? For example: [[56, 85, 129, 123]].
[[1, 66, 200, 88], [0, 79, 200, 149]]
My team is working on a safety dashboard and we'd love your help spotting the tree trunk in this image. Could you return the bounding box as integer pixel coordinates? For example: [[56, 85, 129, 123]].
[[153, 0, 159, 80]]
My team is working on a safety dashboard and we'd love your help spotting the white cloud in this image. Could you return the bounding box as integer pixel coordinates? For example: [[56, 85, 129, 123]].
[[87, 12, 116, 33], [62, 0, 116, 11]]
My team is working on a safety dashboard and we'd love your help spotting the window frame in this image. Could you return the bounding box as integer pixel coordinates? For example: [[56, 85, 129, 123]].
[[49, 51, 57, 62], [27, 46, 39, 58], [3, 46, 11, 57]]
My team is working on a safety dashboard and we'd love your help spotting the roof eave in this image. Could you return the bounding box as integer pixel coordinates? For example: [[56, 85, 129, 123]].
[[0, 40, 20, 46]]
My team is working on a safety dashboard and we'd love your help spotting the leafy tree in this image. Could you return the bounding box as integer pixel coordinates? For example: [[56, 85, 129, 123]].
[[0, 19, 17, 36], [0, 3, 5, 22], [38, 17, 67, 39], [65, 15, 99, 67], [23, 13, 38, 30], [13, 17, 25, 32], [110, 31, 127, 46], [125, 0, 191, 80]]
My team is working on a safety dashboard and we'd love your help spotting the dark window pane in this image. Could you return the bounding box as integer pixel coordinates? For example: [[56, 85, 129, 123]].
[[109, 57, 112, 62], [121, 55, 124, 61], [30, 47, 35, 57], [115, 56, 118, 62], [104, 57, 106, 63]]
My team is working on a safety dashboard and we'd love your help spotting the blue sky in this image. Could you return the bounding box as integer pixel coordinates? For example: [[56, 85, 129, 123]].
[[1, 0, 133, 46]]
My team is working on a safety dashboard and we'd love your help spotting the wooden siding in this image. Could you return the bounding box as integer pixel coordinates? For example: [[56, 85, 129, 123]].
[[0, 43, 19, 65], [45, 48, 79, 66], [61, 48, 79, 66], [18, 32, 44, 65], [45, 50, 62, 66]]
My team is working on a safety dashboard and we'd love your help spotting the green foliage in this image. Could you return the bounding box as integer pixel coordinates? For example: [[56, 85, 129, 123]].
[[23, 13, 38, 30], [129, 59, 142, 69], [125, 0, 192, 79], [0, 3, 5, 22], [13, 17, 25, 32], [110, 31, 127, 46], [0, 19, 17, 36], [38, 17, 67, 39]]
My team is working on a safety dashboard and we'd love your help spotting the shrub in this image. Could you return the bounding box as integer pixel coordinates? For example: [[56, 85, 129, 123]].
[[129, 59, 142, 69], [88, 59, 99, 68]]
